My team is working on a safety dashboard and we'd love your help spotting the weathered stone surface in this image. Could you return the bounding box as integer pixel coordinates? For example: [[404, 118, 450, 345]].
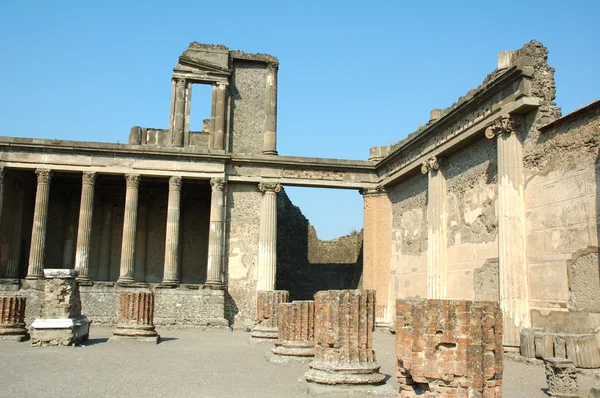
[[520, 327, 544, 358], [395, 299, 503, 397], [251, 290, 288, 339], [30, 271, 90, 346], [111, 291, 159, 343], [0, 296, 27, 340], [272, 300, 314, 358], [305, 290, 385, 385], [522, 328, 600, 369], [544, 357, 578, 398]]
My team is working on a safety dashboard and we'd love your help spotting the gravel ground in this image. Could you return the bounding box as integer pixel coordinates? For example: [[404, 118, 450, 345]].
[[0, 327, 597, 397]]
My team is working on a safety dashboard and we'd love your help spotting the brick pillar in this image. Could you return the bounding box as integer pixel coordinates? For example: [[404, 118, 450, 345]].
[[257, 182, 280, 291], [305, 290, 385, 385], [0, 296, 27, 341], [75, 172, 96, 282], [26, 169, 52, 279], [251, 290, 289, 339], [110, 291, 159, 343], [118, 174, 140, 284], [272, 300, 315, 357], [161, 176, 182, 286], [544, 358, 578, 398], [395, 299, 503, 397], [206, 178, 225, 286]]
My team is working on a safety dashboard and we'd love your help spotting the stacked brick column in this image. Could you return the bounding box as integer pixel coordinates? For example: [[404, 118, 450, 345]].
[[111, 291, 159, 343], [395, 299, 503, 397], [251, 290, 289, 339], [305, 290, 385, 385], [272, 300, 315, 357], [0, 296, 27, 341]]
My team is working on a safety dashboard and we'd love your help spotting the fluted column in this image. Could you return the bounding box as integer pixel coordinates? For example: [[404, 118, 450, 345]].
[[206, 178, 225, 286], [75, 172, 96, 282], [110, 291, 159, 343], [257, 182, 281, 291], [172, 78, 186, 147], [161, 176, 182, 285], [7, 178, 24, 279], [421, 156, 447, 300], [263, 63, 278, 155], [134, 201, 149, 283], [0, 296, 27, 340], [486, 115, 530, 347], [118, 174, 140, 284], [26, 169, 52, 279], [213, 82, 227, 150], [97, 197, 114, 281]]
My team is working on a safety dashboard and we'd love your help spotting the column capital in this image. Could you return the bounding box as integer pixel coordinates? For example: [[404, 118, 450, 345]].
[[169, 176, 182, 192], [485, 115, 515, 139], [125, 174, 140, 188], [173, 77, 186, 87], [35, 168, 52, 183], [216, 81, 228, 91], [210, 178, 226, 192], [267, 62, 279, 73], [82, 172, 97, 186], [421, 156, 440, 174], [360, 186, 386, 197], [258, 182, 281, 194]]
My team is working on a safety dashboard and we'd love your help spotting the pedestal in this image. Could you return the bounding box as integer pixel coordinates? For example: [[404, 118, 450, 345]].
[[30, 269, 90, 346]]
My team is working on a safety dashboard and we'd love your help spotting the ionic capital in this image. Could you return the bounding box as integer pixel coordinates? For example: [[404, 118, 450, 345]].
[[210, 178, 226, 192], [174, 77, 186, 87], [216, 81, 228, 91], [360, 186, 386, 197], [35, 168, 52, 184], [82, 172, 97, 186], [258, 182, 281, 194], [421, 157, 440, 174], [485, 115, 515, 139], [169, 176, 182, 192], [125, 174, 140, 189]]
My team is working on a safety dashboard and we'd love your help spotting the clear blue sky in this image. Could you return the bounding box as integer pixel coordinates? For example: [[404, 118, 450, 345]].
[[1, 1, 599, 239]]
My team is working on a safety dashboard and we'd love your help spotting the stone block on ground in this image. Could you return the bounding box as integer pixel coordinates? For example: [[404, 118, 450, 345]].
[[544, 357, 578, 398]]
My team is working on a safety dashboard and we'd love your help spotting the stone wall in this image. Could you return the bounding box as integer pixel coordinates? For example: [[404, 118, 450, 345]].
[[276, 189, 362, 301]]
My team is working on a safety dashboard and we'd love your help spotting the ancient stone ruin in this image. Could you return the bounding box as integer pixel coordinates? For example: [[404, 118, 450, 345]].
[[110, 291, 160, 343], [30, 269, 90, 346], [305, 289, 385, 385], [544, 357, 579, 398], [0, 296, 27, 341], [271, 300, 315, 361], [395, 299, 503, 397], [251, 290, 289, 340]]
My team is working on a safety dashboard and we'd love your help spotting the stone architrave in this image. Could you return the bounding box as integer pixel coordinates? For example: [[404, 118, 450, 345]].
[[118, 174, 140, 284], [262, 63, 278, 155], [421, 156, 447, 300], [75, 172, 97, 282], [251, 290, 289, 340], [206, 178, 225, 286], [256, 182, 281, 291], [26, 169, 52, 279], [485, 115, 530, 347], [110, 291, 159, 344], [30, 269, 90, 346], [161, 176, 182, 286], [0, 296, 27, 341], [305, 290, 385, 385], [544, 357, 578, 398], [272, 300, 315, 358], [395, 299, 503, 397]]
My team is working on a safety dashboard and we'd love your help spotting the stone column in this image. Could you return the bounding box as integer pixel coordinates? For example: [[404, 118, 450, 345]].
[[184, 81, 192, 141], [161, 176, 182, 285], [0, 296, 27, 341], [6, 178, 24, 279], [97, 197, 114, 281], [213, 82, 227, 150], [0, 167, 5, 241], [118, 174, 140, 284], [26, 169, 52, 279], [305, 290, 385, 385], [251, 290, 289, 339], [172, 78, 186, 147], [272, 300, 315, 358], [257, 182, 281, 291], [485, 115, 530, 347], [421, 156, 447, 300], [263, 63, 278, 155], [134, 200, 149, 283], [544, 358, 578, 398], [74, 172, 96, 282], [361, 187, 392, 325], [206, 178, 225, 286], [110, 291, 159, 343]]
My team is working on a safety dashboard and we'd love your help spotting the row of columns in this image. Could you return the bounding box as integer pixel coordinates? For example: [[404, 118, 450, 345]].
[[1, 169, 227, 287]]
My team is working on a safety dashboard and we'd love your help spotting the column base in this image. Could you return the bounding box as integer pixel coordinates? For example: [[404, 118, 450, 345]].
[[262, 150, 278, 156], [272, 340, 315, 357], [116, 277, 134, 284], [76, 276, 93, 286], [251, 324, 278, 339], [305, 360, 386, 385], [25, 275, 44, 280], [108, 335, 160, 344], [158, 280, 179, 288], [205, 281, 225, 290]]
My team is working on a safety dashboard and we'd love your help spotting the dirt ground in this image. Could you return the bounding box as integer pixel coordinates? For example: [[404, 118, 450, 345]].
[[0, 327, 597, 397]]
